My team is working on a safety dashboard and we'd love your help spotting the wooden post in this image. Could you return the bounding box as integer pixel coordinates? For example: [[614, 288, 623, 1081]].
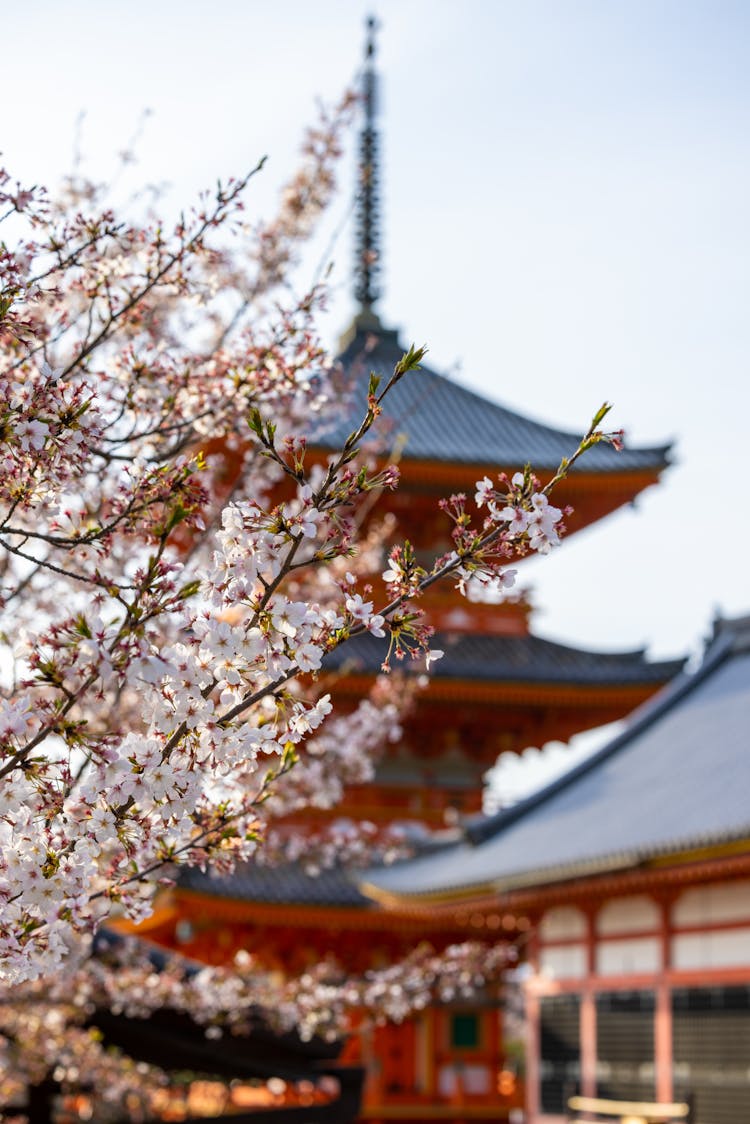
[[581, 907, 598, 1098], [525, 990, 541, 1121], [580, 991, 598, 1099], [488, 996, 501, 1097], [655, 897, 673, 1103], [525, 919, 542, 1121], [419, 1008, 437, 1098]]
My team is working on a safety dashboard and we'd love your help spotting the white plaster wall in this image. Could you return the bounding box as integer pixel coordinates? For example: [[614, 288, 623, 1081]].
[[539, 944, 587, 979], [672, 926, 750, 969], [539, 906, 587, 941], [596, 936, 662, 975], [438, 1064, 491, 1096], [672, 880, 750, 927], [597, 895, 660, 934]]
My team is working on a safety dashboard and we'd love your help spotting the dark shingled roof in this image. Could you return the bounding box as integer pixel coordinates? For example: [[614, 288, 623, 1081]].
[[179, 862, 371, 908], [325, 629, 684, 687], [177, 831, 461, 909], [362, 617, 750, 899], [318, 326, 671, 474]]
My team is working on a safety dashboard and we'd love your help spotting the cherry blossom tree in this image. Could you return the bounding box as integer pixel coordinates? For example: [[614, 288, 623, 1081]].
[[0, 933, 515, 1120], [0, 93, 621, 1118]]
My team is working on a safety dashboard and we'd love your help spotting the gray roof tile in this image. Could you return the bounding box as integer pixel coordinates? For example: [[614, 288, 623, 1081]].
[[317, 328, 671, 473], [326, 630, 683, 686], [179, 862, 370, 908], [177, 833, 460, 908]]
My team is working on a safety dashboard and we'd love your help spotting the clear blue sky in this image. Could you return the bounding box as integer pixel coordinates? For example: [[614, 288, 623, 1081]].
[[4, 2, 749, 774]]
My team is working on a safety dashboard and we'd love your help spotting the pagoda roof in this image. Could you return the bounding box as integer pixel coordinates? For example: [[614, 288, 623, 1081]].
[[321, 324, 671, 475], [361, 617, 750, 901], [176, 830, 461, 910], [179, 862, 371, 909], [325, 629, 683, 688]]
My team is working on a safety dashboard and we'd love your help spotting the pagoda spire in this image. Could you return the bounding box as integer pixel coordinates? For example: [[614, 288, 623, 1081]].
[[353, 15, 383, 328]]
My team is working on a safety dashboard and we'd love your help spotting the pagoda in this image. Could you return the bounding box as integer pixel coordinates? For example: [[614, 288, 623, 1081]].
[[131, 20, 682, 1122]]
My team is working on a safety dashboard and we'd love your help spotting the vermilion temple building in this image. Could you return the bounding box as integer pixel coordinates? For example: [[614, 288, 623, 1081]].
[[368, 614, 750, 1124], [136, 345, 680, 1115], [130, 22, 687, 1124], [135, 302, 679, 1117]]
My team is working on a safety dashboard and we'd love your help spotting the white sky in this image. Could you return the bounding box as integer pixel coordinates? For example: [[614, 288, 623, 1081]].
[[4, 0, 749, 797]]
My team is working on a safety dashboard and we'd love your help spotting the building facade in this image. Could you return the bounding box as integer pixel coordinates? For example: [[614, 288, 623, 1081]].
[[368, 616, 750, 1124]]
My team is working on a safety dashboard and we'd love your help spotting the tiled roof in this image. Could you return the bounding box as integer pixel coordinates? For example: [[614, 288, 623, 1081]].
[[179, 862, 371, 908], [362, 617, 750, 898], [177, 831, 460, 909], [316, 326, 671, 473], [325, 629, 684, 686]]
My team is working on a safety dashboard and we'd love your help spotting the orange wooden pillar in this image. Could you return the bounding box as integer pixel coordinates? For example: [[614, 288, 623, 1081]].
[[580, 909, 598, 1098], [361, 1023, 382, 1108], [525, 922, 542, 1120], [423, 1009, 437, 1098], [488, 998, 501, 1093], [580, 992, 597, 1099], [655, 897, 673, 1103]]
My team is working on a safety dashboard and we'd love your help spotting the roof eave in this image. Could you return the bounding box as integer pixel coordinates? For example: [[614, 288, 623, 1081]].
[[360, 832, 750, 909]]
